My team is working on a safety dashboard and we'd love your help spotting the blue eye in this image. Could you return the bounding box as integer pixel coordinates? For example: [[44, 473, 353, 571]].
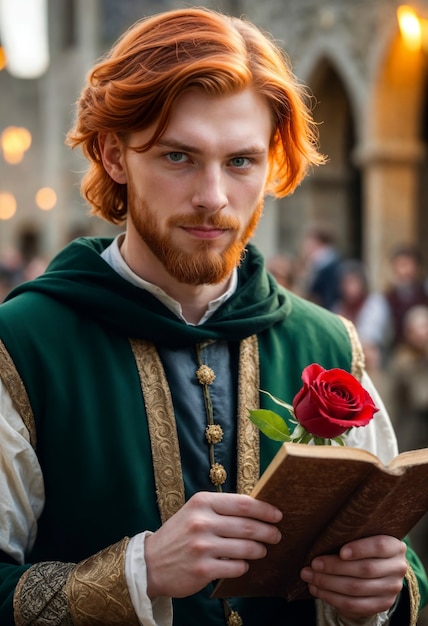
[[166, 152, 187, 163], [230, 156, 251, 168]]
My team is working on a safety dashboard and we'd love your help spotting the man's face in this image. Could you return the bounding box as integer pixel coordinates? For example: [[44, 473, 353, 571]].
[[392, 254, 420, 286], [110, 88, 272, 286]]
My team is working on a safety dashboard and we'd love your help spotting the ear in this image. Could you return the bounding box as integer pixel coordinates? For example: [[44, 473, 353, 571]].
[[98, 133, 128, 184]]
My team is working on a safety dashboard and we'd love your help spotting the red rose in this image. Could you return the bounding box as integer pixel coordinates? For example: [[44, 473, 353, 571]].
[[292, 363, 378, 439]]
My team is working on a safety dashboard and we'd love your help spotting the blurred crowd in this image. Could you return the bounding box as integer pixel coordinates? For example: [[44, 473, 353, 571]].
[[0, 246, 48, 302]]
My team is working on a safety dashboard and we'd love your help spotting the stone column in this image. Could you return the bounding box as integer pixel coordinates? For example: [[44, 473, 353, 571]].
[[357, 139, 425, 289]]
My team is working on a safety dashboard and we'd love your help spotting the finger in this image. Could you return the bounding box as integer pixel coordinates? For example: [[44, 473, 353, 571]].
[[339, 536, 407, 561], [186, 493, 282, 545], [213, 515, 282, 545], [301, 567, 404, 598], [307, 553, 408, 580], [207, 492, 283, 524], [211, 536, 269, 561], [306, 583, 401, 618]]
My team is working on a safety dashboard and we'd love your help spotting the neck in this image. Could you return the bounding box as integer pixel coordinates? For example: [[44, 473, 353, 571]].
[[120, 234, 232, 324], [175, 285, 230, 324]]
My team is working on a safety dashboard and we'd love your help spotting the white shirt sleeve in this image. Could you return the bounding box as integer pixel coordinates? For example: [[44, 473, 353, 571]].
[[125, 532, 173, 626], [317, 602, 391, 626], [344, 371, 399, 464], [0, 376, 44, 564]]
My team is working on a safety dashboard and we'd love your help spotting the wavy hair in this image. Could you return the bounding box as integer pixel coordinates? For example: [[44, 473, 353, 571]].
[[66, 7, 325, 224]]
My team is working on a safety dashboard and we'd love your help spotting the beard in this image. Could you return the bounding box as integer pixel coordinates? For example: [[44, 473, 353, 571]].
[[128, 192, 264, 285]]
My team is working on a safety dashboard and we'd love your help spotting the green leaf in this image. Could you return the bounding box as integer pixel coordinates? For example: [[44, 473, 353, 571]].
[[314, 437, 327, 445], [248, 409, 291, 442], [334, 436, 345, 446]]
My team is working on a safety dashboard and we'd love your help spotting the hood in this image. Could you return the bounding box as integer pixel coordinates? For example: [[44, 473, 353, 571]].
[[6, 237, 291, 348]]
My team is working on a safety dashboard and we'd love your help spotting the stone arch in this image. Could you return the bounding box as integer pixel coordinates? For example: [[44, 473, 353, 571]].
[[358, 26, 426, 286], [295, 39, 365, 141], [292, 53, 362, 258]]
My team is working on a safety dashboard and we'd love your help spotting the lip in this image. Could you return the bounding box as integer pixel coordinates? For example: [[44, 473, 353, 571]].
[[182, 226, 227, 240]]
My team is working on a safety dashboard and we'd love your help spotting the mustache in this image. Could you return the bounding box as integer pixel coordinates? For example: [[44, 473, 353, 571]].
[[168, 213, 240, 230]]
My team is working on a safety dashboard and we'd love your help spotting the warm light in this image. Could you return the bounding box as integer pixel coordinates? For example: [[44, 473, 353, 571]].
[[421, 18, 428, 50], [0, 0, 49, 79], [397, 5, 422, 51], [0, 47, 6, 71], [0, 192, 17, 220], [1, 126, 32, 164], [3, 150, 24, 165], [35, 187, 57, 211]]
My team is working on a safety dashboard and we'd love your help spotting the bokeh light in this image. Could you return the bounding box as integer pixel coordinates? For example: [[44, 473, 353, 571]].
[[1, 126, 32, 164], [397, 5, 422, 51], [0, 193, 17, 220], [0, 0, 49, 79], [35, 187, 57, 211], [0, 47, 7, 71]]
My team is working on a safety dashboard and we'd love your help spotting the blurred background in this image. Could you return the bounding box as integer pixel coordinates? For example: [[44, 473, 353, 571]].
[[2, 0, 428, 608], [1, 0, 427, 285], [0, 0, 428, 287]]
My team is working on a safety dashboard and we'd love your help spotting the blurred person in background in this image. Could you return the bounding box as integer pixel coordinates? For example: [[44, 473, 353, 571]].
[[386, 304, 428, 576], [0, 266, 17, 302], [387, 305, 428, 451], [298, 225, 342, 310], [333, 260, 392, 376], [384, 245, 428, 350], [265, 253, 297, 291], [0, 245, 25, 300], [0, 247, 48, 301]]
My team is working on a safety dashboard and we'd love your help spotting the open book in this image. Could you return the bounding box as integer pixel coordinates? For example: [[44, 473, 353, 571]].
[[212, 442, 428, 601]]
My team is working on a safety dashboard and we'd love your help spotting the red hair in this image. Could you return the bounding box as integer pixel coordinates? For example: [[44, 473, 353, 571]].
[[66, 7, 324, 224]]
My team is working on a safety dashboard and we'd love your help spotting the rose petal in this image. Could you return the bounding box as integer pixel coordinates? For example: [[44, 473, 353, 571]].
[[292, 364, 379, 439]]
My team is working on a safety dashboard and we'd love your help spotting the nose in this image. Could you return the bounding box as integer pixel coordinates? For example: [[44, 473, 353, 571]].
[[191, 165, 228, 212]]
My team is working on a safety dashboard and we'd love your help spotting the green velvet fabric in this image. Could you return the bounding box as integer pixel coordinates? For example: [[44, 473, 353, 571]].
[[0, 237, 425, 625]]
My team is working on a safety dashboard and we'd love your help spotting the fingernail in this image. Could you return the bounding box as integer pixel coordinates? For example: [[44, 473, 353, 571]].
[[341, 546, 352, 559], [300, 567, 313, 582], [311, 559, 324, 571]]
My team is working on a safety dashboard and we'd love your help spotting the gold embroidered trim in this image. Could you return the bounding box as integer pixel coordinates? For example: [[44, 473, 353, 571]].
[[0, 339, 36, 449], [236, 334, 260, 495], [67, 537, 139, 625], [130, 338, 185, 523], [405, 560, 421, 626], [337, 315, 365, 382], [13, 561, 75, 625]]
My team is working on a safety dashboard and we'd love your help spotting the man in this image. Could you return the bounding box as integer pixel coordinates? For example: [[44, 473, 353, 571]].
[[384, 244, 428, 349], [0, 7, 426, 626], [299, 225, 342, 311]]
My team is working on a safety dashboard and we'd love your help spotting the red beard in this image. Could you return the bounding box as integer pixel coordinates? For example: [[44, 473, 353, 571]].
[[128, 196, 263, 285]]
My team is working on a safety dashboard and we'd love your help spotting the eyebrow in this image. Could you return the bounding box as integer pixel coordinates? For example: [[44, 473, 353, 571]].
[[156, 139, 268, 157]]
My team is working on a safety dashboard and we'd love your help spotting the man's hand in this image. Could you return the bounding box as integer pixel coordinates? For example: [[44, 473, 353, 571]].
[[300, 535, 407, 621], [144, 491, 282, 598]]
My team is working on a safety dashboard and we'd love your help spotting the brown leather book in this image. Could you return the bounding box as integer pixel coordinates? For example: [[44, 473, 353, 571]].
[[212, 442, 428, 601]]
